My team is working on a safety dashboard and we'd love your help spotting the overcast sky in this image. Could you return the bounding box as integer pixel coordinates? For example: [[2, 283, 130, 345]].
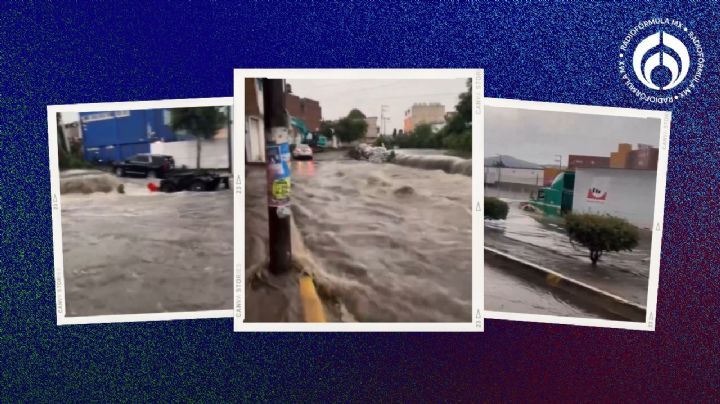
[[485, 107, 662, 166], [286, 78, 467, 133]]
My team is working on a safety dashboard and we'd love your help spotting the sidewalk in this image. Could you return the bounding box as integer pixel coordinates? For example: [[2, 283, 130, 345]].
[[243, 165, 336, 322], [485, 227, 650, 307]]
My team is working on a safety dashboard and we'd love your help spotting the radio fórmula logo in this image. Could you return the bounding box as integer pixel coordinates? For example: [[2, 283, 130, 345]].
[[619, 18, 704, 104]]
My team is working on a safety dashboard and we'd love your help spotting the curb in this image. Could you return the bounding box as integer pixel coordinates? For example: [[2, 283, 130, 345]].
[[486, 247, 647, 322], [290, 216, 327, 323]]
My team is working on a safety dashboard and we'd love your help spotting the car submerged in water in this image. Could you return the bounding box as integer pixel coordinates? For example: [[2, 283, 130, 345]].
[[112, 153, 230, 193], [158, 171, 230, 192], [112, 154, 175, 178]]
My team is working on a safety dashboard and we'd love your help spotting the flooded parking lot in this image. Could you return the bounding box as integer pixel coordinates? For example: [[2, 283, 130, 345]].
[[484, 188, 653, 317], [61, 172, 233, 316], [245, 150, 472, 322]]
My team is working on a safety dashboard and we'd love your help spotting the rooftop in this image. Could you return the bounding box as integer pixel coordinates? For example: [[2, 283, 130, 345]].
[[484, 155, 544, 169]]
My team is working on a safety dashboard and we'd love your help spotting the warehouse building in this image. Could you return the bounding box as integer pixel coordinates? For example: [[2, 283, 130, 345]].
[[572, 167, 657, 229], [484, 155, 544, 193], [80, 109, 179, 163]]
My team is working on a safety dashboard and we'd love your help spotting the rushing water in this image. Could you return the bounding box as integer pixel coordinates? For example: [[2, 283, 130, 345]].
[[61, 174, 233, 316], [245, 151, 472, 322]]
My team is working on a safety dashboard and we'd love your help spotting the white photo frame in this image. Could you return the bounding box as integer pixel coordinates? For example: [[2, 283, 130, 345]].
[[49, 97, 235, 325], [483, 98, 670, 331], [233, 69, 484, 332]]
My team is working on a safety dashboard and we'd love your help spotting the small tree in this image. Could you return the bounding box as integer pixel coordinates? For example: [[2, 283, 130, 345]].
[[484, 197, 509, 220], [565, 213, 640, 267], [334, 109, 368, 143], [170, 107, 227, 168]]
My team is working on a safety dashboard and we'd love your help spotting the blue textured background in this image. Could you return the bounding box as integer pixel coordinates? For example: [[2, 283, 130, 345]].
[[1, 1, 718, 401]]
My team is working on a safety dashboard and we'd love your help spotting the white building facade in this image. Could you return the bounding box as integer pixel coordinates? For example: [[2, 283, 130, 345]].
[[572, 168, 657, 229]]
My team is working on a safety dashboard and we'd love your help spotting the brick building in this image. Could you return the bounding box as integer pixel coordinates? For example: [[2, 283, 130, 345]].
[[568, 155, 610, 170], [285, 85, 322, 132]]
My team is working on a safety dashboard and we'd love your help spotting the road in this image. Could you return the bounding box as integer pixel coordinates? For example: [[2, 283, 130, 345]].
[[60, 172, 233, 316], [245, 149, 473, 322], [485, 260, 604, 319]]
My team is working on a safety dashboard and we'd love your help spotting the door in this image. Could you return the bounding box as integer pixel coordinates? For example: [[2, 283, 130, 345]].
[[246, 117, 265, 163]]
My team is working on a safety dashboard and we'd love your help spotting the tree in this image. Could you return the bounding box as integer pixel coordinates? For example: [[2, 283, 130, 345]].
[[319, 120, 335, 139], [392, 128, 398, 137], [484, 197, 509, 220], [347, 109, 366, 120], [411, 123, 436, 148], [564, 213, 640, 267], [170, 107, 227, 169], [334, 109, 368, 143], [440, 78, 473, 152]]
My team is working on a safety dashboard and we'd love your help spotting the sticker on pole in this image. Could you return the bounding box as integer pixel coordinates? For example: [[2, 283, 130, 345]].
[[272, 178, 291, 200], [266, 144, 291, 207]]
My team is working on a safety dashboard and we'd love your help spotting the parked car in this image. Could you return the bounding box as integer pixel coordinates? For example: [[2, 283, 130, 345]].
[[292, 144, 313, 160], [159, 171, 230, 192], [112, 154, 175, 178]]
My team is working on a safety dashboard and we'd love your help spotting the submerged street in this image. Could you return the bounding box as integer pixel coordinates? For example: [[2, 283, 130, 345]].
[[245, 150, 473, 322], [61, 172, 233, 316], [484, 191, 652, 320]]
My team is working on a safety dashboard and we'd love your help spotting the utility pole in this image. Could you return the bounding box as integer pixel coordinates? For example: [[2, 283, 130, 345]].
[[226, 105, 232, 174], [263, 79, 292, 274], [555, 154, 562, 169], [381, 105, 389, 137]]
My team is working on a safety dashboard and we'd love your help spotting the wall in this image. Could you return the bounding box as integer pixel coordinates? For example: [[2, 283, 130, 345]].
[[404, 103, 445, 132], [364, 116, 379, 142], [484, 167, 543, 186], [568, 155, 610, 170], [245, 78, 265, 163], [80, 109, 177, 161], [572, 168, 657, 229], [151, 138, 229, 169], [285, 93, 322, 132]]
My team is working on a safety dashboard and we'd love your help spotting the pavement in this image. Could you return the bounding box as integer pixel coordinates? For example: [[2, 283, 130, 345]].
[[485, 227, 650, 307]]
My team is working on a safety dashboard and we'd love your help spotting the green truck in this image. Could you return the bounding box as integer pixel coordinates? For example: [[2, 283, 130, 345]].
[[530, 171, 575, 216], [290, 116, 327, 151]]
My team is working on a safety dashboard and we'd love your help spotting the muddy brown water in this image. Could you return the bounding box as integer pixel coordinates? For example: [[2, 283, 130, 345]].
[[61, 175, 233, 316], [245, 151, 472, 322]]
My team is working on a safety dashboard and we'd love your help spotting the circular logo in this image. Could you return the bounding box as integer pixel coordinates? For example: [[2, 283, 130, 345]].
[[619, 18, 704, 104]]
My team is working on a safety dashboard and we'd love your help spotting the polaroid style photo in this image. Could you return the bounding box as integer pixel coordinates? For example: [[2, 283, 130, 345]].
[[234, 69, 484, 331], [483, 98, 670, 331], [49, 97, 234, 324]]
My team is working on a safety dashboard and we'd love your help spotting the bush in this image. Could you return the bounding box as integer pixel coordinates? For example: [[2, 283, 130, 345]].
[[58, 147, 94, 170], [565, 213, 640, 267], [484, 197, 509, 220]]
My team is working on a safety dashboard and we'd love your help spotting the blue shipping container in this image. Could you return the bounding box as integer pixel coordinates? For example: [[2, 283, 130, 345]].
[[79, 109, 178, 162]]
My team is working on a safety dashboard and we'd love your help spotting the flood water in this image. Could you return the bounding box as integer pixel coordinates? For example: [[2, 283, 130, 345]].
[[61, 174, 233, 316], [245, 151, 472, 322], [485, 261, 602, 319], [484, 189, 652, 278]]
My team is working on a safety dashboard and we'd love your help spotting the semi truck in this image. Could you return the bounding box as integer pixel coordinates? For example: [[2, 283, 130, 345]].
[[530, 171, 575, 216]]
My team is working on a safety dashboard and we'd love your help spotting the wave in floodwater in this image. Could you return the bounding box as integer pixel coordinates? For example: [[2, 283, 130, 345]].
[[392, 152, 472, 176], [61, 174, 233, 316], [245, 155, 472, 322]]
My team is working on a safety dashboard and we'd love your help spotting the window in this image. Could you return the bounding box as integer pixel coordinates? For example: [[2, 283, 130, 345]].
[[163, 110, 171, 126], [81, 112, 114, 122]]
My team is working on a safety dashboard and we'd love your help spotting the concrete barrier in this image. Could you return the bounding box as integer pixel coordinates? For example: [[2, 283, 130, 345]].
[[486, 247, 647, 322], [290, 216, 327, 323]]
